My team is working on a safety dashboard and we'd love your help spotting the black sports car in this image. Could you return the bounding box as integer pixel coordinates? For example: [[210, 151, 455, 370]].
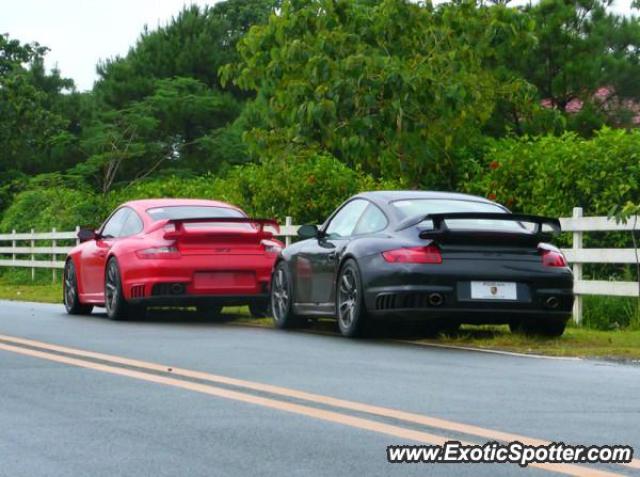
[[270, 191, 574, 338]]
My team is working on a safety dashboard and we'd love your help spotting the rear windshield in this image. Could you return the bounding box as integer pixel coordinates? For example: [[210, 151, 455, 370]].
[[146, 206, 251, 229], [391, 199, 527, 232]]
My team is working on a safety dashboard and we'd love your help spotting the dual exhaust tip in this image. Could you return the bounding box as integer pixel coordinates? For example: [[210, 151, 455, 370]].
[[545, 296, 560, 309], [428, 292, 444, 307]]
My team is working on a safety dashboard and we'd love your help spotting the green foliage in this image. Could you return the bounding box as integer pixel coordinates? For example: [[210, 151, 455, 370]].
[[466, 128, 640, 217], [223, 0, 532, 188], [0, 186, 105, 233], [216, 148, 401, 223]]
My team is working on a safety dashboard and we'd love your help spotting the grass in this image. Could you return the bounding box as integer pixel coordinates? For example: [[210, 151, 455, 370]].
[[0, 282, 61, 304], [410, 325, 640, 361], [0, 283, 638, 361]]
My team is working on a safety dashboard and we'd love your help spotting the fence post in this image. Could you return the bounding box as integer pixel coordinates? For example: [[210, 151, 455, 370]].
[[52, 227, 57, 283], [75, 226, 80, 246], [11, 229, 16, 264], [285, 216, 292, 247], [30, 228, 35, 281], [572, 207, 583, 325]]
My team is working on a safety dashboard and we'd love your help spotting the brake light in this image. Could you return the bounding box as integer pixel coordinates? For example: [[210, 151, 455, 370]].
[[539, 245, 567, 267], [261, 239, 283, 256], [135, 246, 180, 259], [382, 245, 442, 264]]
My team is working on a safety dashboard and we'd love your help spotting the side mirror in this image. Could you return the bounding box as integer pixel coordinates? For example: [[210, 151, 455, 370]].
[[297, 224, 319, 239], [77, 228, 98, 243]]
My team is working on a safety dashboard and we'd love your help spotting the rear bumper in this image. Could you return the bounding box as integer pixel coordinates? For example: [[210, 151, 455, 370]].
[[119, 251, 276, 301], [359, 254, 574, 323], [128, 293, 269, 307]]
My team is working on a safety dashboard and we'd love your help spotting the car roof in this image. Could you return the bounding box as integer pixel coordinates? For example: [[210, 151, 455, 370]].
[[124, 198, 241, 214], [353, 190, 496, 207]]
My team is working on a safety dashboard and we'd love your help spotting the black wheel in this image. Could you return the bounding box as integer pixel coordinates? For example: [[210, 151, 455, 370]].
[[197, 305, 223, 319], [249, 302, 270, 318], [105, 258, 134, 321], [63, 260, 93, 315], [270, 261, 302, 328], [509, 318, 566, 337], [336, 259, 368, 338]]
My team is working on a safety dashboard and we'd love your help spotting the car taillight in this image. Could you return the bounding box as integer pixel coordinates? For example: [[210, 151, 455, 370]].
[[382, 245, 442, 264], [261, 239, 283, 256], [539, 245, 567, 267], [135, 246, 180, 259]]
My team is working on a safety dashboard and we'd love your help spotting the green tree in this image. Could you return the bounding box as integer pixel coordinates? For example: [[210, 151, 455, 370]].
[[222, 0, 530, 188], [509, 0, 640, 131]]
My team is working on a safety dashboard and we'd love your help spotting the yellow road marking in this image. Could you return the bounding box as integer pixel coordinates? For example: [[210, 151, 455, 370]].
[[0, 335, 633, 476], [1, 333, 637, 472]]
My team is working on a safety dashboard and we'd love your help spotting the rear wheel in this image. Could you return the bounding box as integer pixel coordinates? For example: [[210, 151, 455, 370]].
[[270, 262, 302, 329], [105, 258, 144, 320], [63, 260, 93, 315], [336, 259, 368, 338]]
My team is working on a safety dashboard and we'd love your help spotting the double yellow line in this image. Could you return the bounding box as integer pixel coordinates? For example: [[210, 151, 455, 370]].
[[0, 333, 635, 477]]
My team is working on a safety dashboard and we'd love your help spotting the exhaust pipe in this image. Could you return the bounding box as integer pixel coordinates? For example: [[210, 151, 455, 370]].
[[170, 283, 186, 295], [545, 296, 560, 309], [428, 293, 444, 307]]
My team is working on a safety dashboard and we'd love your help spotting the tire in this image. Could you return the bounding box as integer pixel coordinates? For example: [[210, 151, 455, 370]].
[[197, 305, 223, 319], [63, 260, 93, 315], [249, 302, 271, 318], [336, 259, 369, 338], [509, 318, 566, 337], [105, 257, 137, 321], [270, 261, 302, 329]]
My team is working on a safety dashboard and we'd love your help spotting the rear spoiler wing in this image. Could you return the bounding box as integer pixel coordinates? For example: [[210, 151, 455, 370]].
[[397, 212, 561, 242], [157, 217, 280, 239]]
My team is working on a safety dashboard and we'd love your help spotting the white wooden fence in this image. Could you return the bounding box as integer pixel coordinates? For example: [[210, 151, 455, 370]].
[[1, 209, 638, 324]]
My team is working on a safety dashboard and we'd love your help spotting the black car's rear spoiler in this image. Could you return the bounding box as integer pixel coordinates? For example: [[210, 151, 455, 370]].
[[397, 212, 561, 243]]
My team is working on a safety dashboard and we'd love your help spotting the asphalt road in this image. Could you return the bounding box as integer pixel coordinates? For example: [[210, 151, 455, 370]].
[[0, 300, 639, 477]]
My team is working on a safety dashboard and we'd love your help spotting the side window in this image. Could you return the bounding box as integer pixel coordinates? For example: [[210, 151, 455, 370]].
[[101, 208, 131, 238], [325, 200, 369, 239], [120, 210, 144, 237], [354, 204, 388, 235]]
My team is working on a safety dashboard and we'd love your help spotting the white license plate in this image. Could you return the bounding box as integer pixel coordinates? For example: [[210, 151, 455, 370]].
[[470, 281, 517, 300]]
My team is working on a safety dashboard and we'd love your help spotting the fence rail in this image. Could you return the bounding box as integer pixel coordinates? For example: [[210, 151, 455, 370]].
[[1, 209, 638, 324]]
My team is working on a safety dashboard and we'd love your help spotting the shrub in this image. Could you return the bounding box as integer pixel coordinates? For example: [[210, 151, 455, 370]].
[[0, 186, 106, 233], [465, 128, 640, 217]]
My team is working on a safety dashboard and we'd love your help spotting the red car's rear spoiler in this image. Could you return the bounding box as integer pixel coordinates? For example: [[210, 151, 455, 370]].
[[158, 217, 280, 240]]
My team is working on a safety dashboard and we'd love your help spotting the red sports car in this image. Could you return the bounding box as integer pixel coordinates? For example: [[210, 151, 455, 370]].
[[63, 199, 282, 320]]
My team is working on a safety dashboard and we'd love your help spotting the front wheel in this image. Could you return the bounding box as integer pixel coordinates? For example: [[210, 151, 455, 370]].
[[336, 259, 368, 338], [270, 262, 302, 329], [63, 260, 93, 315]]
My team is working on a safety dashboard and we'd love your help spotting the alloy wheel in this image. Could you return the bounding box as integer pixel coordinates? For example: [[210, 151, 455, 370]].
[[271, 268, 289, 321], [337, 268, 358, 330], [105, 261, 119, 315], [64, 262, 76, 308]]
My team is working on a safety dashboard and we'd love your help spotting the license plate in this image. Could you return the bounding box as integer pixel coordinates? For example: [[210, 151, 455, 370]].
[[470, 281, 517, 300]]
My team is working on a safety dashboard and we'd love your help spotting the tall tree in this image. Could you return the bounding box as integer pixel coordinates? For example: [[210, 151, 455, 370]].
[[222, 0, 530, 188]]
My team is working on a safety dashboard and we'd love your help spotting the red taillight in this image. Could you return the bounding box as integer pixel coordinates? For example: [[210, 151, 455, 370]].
[[382, 245, 442, 264], [261, 239, 283, 256], [540, 248, 567, 267], [135, 246, 180, 259]]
